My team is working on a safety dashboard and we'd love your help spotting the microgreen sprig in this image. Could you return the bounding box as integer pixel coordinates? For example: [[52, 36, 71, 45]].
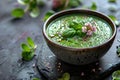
[[11, 0, 44, 18], [21, 37, 37, 61]]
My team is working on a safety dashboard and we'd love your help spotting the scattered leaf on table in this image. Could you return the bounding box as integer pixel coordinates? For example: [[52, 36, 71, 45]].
[[43, 10, 55, 21], [108, 0, 116, 3], [108, 15, 120, 26], [17, 0, 30, 5], [21, 43, 30, 52], [37, 0, 45, 6], [90, 2, 97, 10], [29, 7, 40, 18], [68, 0, 80, 7], [11, 8, 24, 18], [117, 47, 120, 56], [27, 37, 35, 48], [112, 70, 120, 80], [22, 51, 34, 61]]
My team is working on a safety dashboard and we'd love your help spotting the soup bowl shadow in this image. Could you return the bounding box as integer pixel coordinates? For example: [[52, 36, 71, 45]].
[[43, 9, 116, 65]]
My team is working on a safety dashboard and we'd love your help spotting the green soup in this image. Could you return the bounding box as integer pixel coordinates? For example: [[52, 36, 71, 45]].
[[47, 14, 112, 48]]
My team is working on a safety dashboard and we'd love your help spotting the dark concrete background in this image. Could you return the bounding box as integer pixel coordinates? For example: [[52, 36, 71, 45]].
[[0, 0, 120, 80]]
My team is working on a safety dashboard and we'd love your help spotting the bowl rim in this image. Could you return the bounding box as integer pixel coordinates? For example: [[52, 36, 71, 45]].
[[43, 9, 116, 51]]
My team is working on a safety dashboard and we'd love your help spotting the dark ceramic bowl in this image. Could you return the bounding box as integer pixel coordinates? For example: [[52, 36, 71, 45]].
[[43, 9, 116, 65]]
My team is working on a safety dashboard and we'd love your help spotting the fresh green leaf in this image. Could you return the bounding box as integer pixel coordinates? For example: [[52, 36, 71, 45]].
[[62, 28, 76, 38], [29, 0, 37, 11], [21, 43, 31, 51], [32, 78, 40, 80], [29, 7, 40, 18], [112, 70, 120, 80], [27, 37, 35, 48], [108, 15, 120, 26], [76, 30, 86, 37], [117, 47, 120, 56], [37, 0, 44, 6], [58, 72, 70, 80], [69, 21, 82, 30], [108, 0, 116, 3], [11, 8, 24, 18], [62, 72, 70, 80], [22, 51, 34, 61], [90, 2, 97, 10], [43, 10, 55, 21], [69, 0, 80, 7], [17, 0, 30, 5]]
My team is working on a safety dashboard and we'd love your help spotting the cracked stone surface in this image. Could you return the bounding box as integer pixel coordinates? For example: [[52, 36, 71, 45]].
[[0, 0, 120, 80]]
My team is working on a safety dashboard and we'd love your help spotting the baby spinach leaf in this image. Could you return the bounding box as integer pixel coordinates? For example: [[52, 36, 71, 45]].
[[11, 8, 24, 18], [21, 37, 36, 61], [108, 0, 116, 3], [90, 2, 97, 10], [29, 7, 40, 18], [68, 0, 80, 7], [69, 21, 82, 30], [117, 47, 120, 56], [108, 15, 120, 26], [62, 28, 76, 38], [17, 0, 30, 5], [27, 37, 35, 48], [112, 70, 120, 80], [22, 51, 34, 61], [44, 10, 55, 21], [21, 43, 30, 52], [76, 30, 86, 37]]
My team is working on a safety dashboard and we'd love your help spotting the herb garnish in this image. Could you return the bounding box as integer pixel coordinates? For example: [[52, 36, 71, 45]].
[[21, 37, 37, 61], [58, 72, 70, 80], [62, 22, 97, 38]]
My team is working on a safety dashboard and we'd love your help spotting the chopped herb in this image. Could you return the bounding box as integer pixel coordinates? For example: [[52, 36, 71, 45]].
[[108, 0, 116, 3], [90, 2, 97, 10], [11, 8, 24, 18], [112, 70, 120, 80], [21, 37, 37, 61], [43, 10, 55, 21]]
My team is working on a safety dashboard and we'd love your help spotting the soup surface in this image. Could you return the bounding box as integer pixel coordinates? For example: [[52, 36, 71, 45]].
[[47, 14, 112, 48]]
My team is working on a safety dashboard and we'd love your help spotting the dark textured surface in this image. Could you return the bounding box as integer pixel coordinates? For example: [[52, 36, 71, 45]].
[[0, 0, 120, 80]]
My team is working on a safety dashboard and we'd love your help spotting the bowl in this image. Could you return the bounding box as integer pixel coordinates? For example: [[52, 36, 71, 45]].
[[43, 9, 116, 65]]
